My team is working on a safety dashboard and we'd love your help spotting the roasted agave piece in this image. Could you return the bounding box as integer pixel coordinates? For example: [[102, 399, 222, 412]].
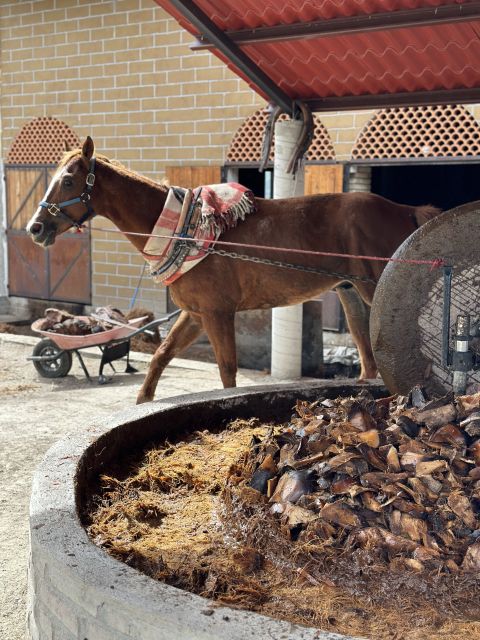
[[396, 415, 421, 438], [269, 469, 316, 505], [461, 540, 480, 572], [413, 402, 457, 429], [345, 399, 378, 432], [248, 454, 278, 494], [470, 439, 480, 466], [447, 491, 477, 529], [430, 424, 466, 448], [320, 502, 362, 529], [460, 411, 480, 437], [456, 391, 480, 417]]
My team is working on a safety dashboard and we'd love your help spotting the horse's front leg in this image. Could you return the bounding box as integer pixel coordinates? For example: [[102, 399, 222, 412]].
[[136, 310, 204, 404], [201, 311, 237, 388], [335, 283, 377, 380]]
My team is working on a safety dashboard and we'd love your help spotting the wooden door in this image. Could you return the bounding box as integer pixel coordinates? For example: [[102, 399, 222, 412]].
[[304, 164, 345, 331], [305, 164, 344, 195], [165, 166, 222, 189], [5, 165, 91, 303]]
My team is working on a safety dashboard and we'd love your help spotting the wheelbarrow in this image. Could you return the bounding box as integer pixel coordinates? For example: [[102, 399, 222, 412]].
[[28, 309, 181, 384]]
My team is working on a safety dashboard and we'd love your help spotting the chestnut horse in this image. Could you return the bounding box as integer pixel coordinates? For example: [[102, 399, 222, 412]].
[[26, 137, 440, 403]]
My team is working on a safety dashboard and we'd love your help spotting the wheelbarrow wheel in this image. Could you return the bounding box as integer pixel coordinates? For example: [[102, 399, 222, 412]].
[[32, 339, 73, 378]]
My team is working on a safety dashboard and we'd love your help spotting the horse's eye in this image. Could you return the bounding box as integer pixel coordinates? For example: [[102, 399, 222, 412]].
[[63, 177, 73, 188]]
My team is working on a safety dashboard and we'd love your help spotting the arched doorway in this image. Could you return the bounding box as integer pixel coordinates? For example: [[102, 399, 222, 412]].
[[351, 105, 480, 211], [5, 117, 91, 303]]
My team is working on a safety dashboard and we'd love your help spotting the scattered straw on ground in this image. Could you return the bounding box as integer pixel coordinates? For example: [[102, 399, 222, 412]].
[[0, 323, 18, 334], [87, 411, 480, 640], [0, 383, 40, 396]]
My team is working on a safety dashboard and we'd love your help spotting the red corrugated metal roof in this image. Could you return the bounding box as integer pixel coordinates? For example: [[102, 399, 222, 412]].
[[172, 0, 469, 30], [154, 0, 480, 110]]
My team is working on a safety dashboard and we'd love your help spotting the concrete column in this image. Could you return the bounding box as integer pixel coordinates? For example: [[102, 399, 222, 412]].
[[271, 118, 305, 379]]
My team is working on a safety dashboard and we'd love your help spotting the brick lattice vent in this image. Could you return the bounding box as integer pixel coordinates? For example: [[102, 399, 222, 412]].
[[352, 105, 480, 160], [226, 108, 336, 163], [6, 116, 80, 164]]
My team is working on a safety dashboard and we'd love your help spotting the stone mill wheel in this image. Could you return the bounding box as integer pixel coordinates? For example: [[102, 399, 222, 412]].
[[370, 200, 480, 397]]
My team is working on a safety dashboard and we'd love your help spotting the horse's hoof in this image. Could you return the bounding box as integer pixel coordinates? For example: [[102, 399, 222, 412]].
[[357, 372, 380, 383], [136, 395, 152, 405]]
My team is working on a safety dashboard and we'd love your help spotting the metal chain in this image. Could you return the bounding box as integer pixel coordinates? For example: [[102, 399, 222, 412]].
[[203, 245, 377, 284]]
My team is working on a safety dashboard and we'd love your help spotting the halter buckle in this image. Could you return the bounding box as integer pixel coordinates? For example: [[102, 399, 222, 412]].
[[80, 192, 91, 204], [47, 203, 61, 217], [86, 173, 95, 187]]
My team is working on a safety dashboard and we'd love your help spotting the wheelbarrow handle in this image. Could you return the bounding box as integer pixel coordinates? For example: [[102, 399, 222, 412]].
[[121, 309, 182, 339]]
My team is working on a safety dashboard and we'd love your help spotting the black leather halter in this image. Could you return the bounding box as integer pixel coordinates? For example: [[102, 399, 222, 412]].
[[38, 157, 97, 230]]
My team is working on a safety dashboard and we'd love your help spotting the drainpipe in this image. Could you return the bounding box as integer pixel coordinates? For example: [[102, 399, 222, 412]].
[[271, 118, 305, 379]]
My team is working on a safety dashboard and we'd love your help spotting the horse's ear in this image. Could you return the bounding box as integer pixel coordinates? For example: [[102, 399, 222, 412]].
[[82, 136, 94, 161], [64, 139, 72, 152]]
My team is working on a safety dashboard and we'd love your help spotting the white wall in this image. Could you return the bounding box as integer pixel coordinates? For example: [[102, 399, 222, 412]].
[[0, 159, 8, 298]]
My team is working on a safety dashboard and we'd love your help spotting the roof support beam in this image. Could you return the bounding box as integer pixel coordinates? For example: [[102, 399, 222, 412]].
[[191, 3, 480, 49], [166, 0, 294, 114], [307, 87, 480, 111]]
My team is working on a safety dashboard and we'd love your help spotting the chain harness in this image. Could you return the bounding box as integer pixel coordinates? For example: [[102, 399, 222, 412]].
[[161, 240, 378, 285]]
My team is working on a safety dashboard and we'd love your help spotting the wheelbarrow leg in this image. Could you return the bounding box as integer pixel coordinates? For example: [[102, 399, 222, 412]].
[[125, 349, 138, 374], [98, 353, 116, 385], [74, 350, 92, 381], [98, 341, 136, 384]]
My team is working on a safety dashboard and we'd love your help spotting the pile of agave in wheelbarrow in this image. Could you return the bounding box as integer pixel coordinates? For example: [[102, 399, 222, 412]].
[[38, 306, 128, 335]]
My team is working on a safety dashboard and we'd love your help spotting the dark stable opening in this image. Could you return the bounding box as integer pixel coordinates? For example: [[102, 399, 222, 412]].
[[371, 163, 480, 211], [237, 167, 273, 198]]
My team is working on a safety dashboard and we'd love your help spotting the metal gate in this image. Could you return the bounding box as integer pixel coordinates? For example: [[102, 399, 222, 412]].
[[5, 164, 91, 303]]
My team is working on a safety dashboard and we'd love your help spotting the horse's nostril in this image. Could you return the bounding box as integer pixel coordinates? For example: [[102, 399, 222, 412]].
[[29, 222, 44, 236]]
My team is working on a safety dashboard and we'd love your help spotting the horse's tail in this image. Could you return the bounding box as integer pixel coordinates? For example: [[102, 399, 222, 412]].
[[413, 204, 442, 227]]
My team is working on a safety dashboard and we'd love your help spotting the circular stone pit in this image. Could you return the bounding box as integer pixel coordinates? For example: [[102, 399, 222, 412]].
[[28, 381, 386, 640]]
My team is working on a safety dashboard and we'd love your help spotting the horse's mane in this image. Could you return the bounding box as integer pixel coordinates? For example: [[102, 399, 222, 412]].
[[60, 149, 169, 192]]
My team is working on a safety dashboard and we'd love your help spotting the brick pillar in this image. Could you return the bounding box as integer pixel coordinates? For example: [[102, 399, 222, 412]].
[[0, 160, 7, 297], [348, 165, 372, 192]]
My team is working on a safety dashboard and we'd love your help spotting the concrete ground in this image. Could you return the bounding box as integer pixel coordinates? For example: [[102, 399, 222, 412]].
[[0, 332, 272, 640]]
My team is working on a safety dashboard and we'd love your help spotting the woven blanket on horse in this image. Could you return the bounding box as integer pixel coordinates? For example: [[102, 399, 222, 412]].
[[142, 182, 256, 285]]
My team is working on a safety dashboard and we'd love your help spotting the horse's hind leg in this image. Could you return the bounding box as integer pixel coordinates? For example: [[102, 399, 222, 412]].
[[201, 311, 237, 388], [335, 283, 377, 380], [136, 310, 204, 404]]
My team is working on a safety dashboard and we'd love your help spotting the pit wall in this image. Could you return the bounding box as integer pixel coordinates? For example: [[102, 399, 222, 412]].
[[1, 1, 480, 313], [29, 382, 384, 640]]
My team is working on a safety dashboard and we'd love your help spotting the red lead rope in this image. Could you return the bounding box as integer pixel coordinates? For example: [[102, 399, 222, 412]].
[[94, 226, 446, 271]]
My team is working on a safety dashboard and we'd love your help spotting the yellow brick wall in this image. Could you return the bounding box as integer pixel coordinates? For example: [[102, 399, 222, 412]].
[[0, 0, 265, 314], [1, 1, 479, 315], [320, 111, 375, 160]]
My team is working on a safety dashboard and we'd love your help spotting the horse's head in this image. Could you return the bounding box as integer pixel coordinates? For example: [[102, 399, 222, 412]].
[[26, 136, 97, 246]]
